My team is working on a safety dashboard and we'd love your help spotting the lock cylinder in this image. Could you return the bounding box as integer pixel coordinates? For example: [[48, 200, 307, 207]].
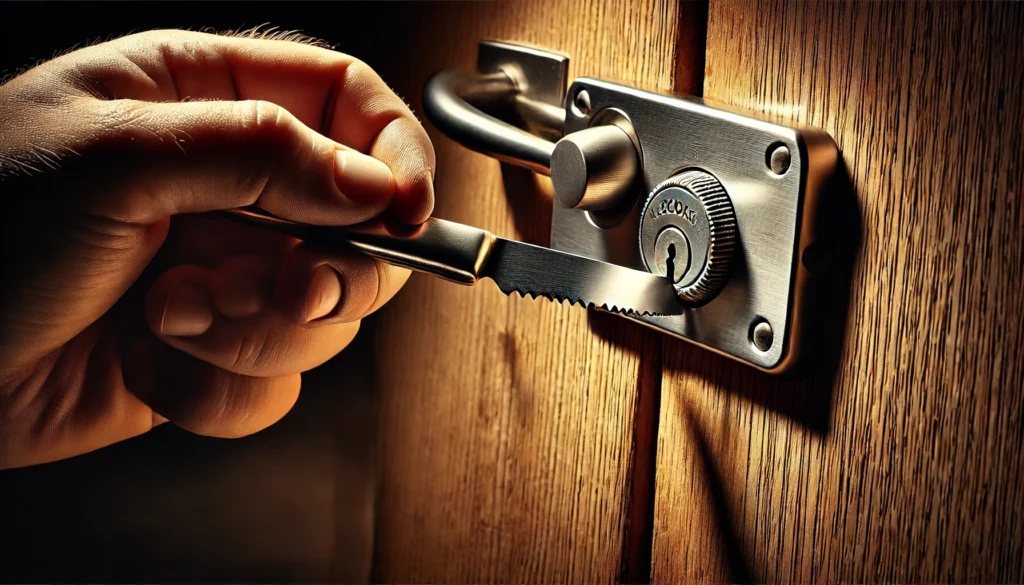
[[639, 170, 738, 303]]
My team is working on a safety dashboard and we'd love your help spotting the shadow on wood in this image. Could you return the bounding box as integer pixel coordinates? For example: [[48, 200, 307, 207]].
[[588, 161, 859, 437], [676, 398, 754, 583]]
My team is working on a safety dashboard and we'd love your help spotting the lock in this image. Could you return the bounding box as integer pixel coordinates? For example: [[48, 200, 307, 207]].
[[421, 40, 841, 373], [638, 170, 738, 304]]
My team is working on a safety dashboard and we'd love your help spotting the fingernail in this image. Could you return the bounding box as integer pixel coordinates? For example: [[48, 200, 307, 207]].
[[160, 280, 214, 337], [334, 149, 395, 204], [302, 264, 343, 323]]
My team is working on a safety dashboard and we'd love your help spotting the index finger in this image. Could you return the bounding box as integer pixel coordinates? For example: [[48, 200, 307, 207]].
[[68, 29, 436, 223]]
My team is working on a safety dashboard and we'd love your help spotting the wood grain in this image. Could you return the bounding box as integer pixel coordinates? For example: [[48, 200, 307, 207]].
[[653, 1, 1024, 583], [367, 1, 688, 582]]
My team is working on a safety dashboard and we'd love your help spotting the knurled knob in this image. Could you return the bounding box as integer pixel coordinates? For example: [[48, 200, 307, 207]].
[[638, 169, 738, 303]]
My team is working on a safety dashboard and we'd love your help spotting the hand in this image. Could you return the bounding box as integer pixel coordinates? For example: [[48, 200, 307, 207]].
[[0, 30, 435, 469]]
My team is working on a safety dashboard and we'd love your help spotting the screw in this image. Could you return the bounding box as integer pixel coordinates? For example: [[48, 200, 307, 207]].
[[751, 319, 773, 352], [653, 227, 691, 284], [572, 89, 591, 118], [767, 143, 791, 175]]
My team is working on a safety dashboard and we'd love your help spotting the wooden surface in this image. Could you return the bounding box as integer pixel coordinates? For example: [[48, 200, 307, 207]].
[[652, 2, 1024, 583], [369, 1, 691, 582]]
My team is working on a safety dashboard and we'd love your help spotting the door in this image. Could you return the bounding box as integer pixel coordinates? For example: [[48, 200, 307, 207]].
[[368, 2, 700, 582], [370, 1, 1023, 583], [653, 2, 1024, 582]]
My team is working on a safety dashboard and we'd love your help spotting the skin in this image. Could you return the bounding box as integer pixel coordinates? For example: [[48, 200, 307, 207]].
[[0, 30, 436, 469]]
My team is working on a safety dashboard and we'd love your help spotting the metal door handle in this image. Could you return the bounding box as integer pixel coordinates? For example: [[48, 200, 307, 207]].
[[422, 40, 569, 175], [422, 69, 561, 175], [422, 41, 641, 212]]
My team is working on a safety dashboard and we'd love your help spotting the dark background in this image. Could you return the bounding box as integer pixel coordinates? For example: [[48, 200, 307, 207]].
[[0, 2, 429, 582]]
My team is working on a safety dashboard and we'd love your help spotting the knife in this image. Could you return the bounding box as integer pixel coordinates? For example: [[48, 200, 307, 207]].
[[209, 207, 683, 317]]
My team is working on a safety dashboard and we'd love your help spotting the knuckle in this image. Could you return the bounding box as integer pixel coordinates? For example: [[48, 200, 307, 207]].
[[229, 326, 271, 374], [344, 58, 373, 85], [231, 99, 308, 200], [98, 99, 150, 134], [122, 29, 184, 51], [112, 30, 175, 60], [236, 99, 305, 160], [336, 256, 383, 320], [373, 260, 391, 308], [130, 29, 173, 43], [344, 60, 408, 119], [244, 99, 293, 137], [214, 388, 256, 439]]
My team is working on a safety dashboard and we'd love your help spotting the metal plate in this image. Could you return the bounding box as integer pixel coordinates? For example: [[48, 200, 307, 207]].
[[552, 79, 839, 373]]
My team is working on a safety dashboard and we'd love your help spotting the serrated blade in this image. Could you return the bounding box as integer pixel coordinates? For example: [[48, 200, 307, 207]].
[[212, 208, 683, 317], [481, 238, 683, 316]]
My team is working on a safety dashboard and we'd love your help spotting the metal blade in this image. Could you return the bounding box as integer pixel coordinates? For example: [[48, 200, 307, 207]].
[[480, 238, 683, 316], [213, 207, 682, 316]]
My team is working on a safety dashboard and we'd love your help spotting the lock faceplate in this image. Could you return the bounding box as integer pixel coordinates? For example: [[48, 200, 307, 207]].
[[423, 41, 841, 374], [552, 79, 839, 373]]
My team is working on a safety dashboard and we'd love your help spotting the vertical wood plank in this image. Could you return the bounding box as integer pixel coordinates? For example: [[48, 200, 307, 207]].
[[653, 1, 1024, 582], [367, 1, 697, 582]]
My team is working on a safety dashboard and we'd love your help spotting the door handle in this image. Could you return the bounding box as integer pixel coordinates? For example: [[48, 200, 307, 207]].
[[421, 40, 844, 375], [422, 69, 560, 175], [423, 41, 641, 213]]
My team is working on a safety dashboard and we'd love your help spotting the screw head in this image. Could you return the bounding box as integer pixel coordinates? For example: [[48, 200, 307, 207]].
[[751, 319, 773, 352], [652, 227, 692, 284], [767, 143, 791, 175], [572, 89, 591, 118]]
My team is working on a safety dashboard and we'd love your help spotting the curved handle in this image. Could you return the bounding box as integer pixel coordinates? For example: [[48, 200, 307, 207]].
[[422, 68, 564, 175], [420, 42, 640, 214]]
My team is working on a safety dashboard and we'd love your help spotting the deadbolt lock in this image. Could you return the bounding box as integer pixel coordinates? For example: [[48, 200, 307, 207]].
[[422, 40, 841, 374]]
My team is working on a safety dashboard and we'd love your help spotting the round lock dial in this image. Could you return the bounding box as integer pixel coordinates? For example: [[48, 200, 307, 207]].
[[638, 169, 738, 303]]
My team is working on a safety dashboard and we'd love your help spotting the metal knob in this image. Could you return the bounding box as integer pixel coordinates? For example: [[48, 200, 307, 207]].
[[550, 124, 639, 210], [639, 170, 738, 303]]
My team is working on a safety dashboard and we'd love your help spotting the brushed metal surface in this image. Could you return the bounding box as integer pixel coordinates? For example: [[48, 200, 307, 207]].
[[550, 124, 639, 210], [553, 79, 839, 372], [482, 238, 683, 317], [477, 40, 569, 141], [214, 208, 493, 285], [420, 41, 839, 372]]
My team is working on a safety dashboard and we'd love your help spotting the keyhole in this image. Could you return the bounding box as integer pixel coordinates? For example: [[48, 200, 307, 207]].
[[666, 243, 677, 282]]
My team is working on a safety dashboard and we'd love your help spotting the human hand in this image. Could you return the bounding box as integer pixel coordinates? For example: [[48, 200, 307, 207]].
[[0, 30, 435, 468]]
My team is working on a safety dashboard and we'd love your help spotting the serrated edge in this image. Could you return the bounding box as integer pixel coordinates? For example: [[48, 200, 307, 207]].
[[495, 285, 664, 316]]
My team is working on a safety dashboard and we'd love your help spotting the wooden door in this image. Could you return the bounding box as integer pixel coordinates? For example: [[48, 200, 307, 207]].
[[653, 2, 1024, 583], [368, 1, 703, 582], [370, 1, 1022, 583]]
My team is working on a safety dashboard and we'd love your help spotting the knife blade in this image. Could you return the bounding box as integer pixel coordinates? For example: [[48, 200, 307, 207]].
[[210, 207, 683, 317]]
